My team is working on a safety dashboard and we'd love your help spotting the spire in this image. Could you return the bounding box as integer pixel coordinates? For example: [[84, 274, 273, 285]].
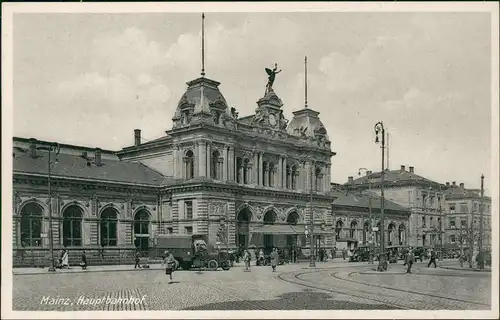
[[201, 13, 206, 77], [304, 56, 308, 108]]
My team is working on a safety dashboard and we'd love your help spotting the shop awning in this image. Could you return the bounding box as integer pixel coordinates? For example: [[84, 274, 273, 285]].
[[251, 224, 333, 236]]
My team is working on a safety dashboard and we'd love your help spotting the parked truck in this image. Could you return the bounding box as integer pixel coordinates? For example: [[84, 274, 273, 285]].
[[155, 234, 231, 271]]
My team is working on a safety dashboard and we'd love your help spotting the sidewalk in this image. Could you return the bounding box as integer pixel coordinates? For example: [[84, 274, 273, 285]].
[[439, 260, 492, 272]]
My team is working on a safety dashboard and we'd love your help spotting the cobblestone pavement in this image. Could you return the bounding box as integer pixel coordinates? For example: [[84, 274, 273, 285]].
[[278, 261, 492, 310], [12, 261, 492, 311]]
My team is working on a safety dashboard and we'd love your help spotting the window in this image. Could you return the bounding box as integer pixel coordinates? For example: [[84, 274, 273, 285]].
[[211, 150, 221, 180], [449, 204, 456, 214], [460, 203, 468, 214], [449, 218, 456, 228], [184, 150, 194, 179], [243, 159, 250, 184], [472, 203, 478, 212], [167, 227, 173, 234], [134, 210, 150, 250], [315, 167, 322, 191], [430, 217, 434, 228], [461, 219, 467, 227], [236, 157, 243, 183], [268, 163, 274, 187], [291, 166, 298, 190], [100, 208, 118, 246], [349, 221, 357, 239], [185, 226, 193, 235], [62, 206, 83, 247], [20, 203, 43, 247], [286, 165, 291, 189], [422, 216, 426, 228], [450, 235, 456, 243], [185, 201, 193, 220]]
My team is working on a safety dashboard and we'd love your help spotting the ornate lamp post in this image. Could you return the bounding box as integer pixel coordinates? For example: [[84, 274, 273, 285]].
[[358, 168, 374, 264], [374, 122, 386, 271], [36, 143, 60, 272]]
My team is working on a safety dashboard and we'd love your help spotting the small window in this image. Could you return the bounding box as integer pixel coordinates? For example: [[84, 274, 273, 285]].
[[449, 218, 456, 228], [167, 228, 173, 234], [185, 226, 193, 235], [461, 219, 467, 227], [185, 201, 193, 220], [449, 204, 456, 214], [450, 235, 456, 243]]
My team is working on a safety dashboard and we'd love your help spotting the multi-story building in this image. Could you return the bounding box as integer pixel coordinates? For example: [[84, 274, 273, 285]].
[[345, 165, 446, 248], [442, 181, 492, 252]]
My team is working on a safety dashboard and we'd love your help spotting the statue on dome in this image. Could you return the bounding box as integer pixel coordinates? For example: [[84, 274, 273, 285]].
[[265, 63, 282, 94]]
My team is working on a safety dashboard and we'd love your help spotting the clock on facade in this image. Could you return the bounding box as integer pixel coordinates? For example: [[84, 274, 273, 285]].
[[269, 113, 277, 126]]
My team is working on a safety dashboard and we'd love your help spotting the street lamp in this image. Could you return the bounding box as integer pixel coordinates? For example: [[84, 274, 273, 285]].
[[359, 168, 374, 264], [374, 121, 387, 271], [36, 143, 61, 272]]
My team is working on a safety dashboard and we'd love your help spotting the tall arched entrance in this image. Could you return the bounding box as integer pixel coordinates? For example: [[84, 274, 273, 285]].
[[263, 210, 277, 251], [134, 209, 150, 250], [236, 208, 252, 248], [62, 205, 83, 247], [20, 202, 43, 247]]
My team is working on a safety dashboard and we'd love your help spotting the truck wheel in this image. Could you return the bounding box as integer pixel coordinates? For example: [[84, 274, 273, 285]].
[[208, 260, 218, 270]]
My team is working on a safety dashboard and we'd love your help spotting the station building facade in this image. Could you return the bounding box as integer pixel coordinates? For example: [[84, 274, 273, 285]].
[[12, 75, 410, 267]]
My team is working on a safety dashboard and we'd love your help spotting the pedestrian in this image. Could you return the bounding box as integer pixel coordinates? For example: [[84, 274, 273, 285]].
[[270, 248, 279, 272], [80, 250, 87, 270], [228, 249, 235, 267], [330, 249, 335, 261], [427, 249, 437, 268], [244, 249, 251, 272], [134, 250, 141, 269], [319, 248, 325, 262], [61, 249, 70, 269], [163, 250, 177, 283], [342, 248, 347, 260], [406, 247, 414, 274]]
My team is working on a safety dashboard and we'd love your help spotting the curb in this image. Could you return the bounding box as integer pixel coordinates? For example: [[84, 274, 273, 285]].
[[439, 266, 491, 273]]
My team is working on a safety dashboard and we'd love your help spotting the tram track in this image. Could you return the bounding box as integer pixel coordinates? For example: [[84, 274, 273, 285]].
[[277, 268, 410, 310], [331, 271, 491, 308]]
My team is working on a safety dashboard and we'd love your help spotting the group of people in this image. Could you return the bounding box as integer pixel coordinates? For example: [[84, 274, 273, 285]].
[[402, 247, 437, 273], [241, 247, 280, 272], [53, 249, 87, 270]]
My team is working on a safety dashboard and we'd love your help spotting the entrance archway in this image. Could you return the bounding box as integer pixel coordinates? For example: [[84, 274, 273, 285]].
[[286, 211, 300, 247], [134, 209, 150, 250], [236, 208, 252, 248], [62, 205, 83, 247], [263, 210, 277, 250]]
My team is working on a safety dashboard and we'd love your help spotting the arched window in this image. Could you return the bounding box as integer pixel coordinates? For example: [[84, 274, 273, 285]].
[[268, 163, 275, 187], [236, 157, 243, 183], [262, 162, 268, 187], [335, 220, 343, 240], [211, 150, 221, 180], [237, 208, 251, 248], [134, 210, 150, 250], [100, 208, 118, 246], [349, 221, 357, 239], [286, 211, 300, 247], [291, 166, 298, 190], [315, 167, 322, 191], [388, 223, 396, 245], [20, 203, 43, 247], [184, 150, 194, 179], [363, 222, 370, 244], [62, 205, 83, 247], [243, 159, 250, 184], [263, 210, 277, 250]]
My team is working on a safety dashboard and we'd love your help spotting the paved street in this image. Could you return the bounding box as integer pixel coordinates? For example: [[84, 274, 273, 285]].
[[12, 259, 492, 311]]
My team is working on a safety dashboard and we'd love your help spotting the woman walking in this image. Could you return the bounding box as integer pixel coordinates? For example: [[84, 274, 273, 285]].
[[61, 249, 70, 269], [270, 248, 279, 272], [244, 249, 251, 272], [80, 250, 87, 270], [163, 250, 176, 284]]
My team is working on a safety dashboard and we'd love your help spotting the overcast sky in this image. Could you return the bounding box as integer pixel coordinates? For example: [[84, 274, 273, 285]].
[[13, 12, 492, 189]]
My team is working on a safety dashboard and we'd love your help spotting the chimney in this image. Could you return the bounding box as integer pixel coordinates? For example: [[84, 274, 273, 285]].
[[29, 138, 37, 158], [95, 148, 102, 166], [452, 181, 456, 187], [460, 183, 464, 188], [348, 176, 354, 184], [409, 166, 414, 173], [134, 129, 141, 147], [446, 182, 450, 187], [400, 165, 405, 171]]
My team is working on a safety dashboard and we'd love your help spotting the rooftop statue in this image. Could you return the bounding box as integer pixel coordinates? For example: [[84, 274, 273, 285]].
[[265, 63, 282, 95]]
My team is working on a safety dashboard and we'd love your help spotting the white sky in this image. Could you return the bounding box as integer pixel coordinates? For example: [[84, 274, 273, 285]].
[[12, 12, 492, 190]]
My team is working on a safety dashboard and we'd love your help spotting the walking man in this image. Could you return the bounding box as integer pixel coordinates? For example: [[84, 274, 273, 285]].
[[427, 248, 437, 268], [406, 247, 414, 274], [134, 249, 141, 269], [270, 248, 279, 272], [80, 250, 87, 270], [244, 249, 251, 272], [342, 248, 347, 260]]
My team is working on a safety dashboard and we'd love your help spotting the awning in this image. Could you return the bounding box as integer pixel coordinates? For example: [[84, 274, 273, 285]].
[[251, 224, 333, 236]]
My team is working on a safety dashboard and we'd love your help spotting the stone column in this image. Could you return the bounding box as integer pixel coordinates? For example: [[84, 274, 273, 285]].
[[223, 146, 228, 181], [274, 166, 279, 187], [206, 142, 211, 179], [277, 156, 283, 188], [283, 156, 287, 188], [194, 142, 200, 177], [259, 152, 264, 186], [246, 165, 252, 184], [253, 153, 259, 184], [198, 141, 207, 177], [172, 146, 177, 179], [264, 167, 268, 187]]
